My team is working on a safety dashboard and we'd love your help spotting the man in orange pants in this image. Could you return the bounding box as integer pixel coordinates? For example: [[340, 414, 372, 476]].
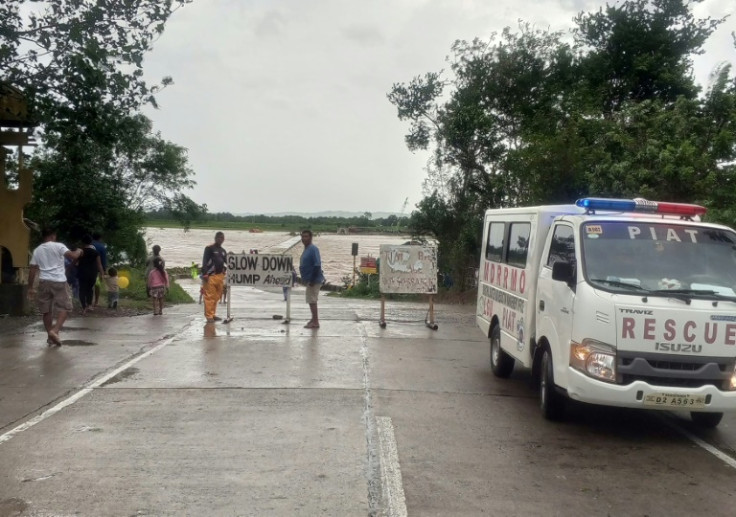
[[201, 231, 227, 322]]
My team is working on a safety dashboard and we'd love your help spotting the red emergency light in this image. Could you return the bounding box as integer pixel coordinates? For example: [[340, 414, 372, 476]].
[[575, 198, 707, 217]]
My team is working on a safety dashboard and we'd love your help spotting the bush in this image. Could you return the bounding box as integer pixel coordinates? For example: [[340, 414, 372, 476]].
[[338, 273, 423, 301], [340, 273, 381, 298]]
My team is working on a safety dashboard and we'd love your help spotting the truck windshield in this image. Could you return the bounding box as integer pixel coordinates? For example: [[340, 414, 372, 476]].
[[581, 221, 736, 297]]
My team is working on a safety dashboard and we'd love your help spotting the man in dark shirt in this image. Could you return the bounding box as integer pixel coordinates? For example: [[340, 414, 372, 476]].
[[91, 232, 107, 307], [299, 229, 325, 329], [202, 231, 227, 322]]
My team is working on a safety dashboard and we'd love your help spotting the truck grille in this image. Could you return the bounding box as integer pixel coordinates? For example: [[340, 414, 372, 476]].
[[617, 351, 734, 390]]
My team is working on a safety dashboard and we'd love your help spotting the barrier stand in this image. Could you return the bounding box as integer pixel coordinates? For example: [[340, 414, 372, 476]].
[[284, 286, 291, 324], [379, 295, 387, 328], [223, 281, 233, 323], [425, 295, 438, 330], [378, 294, 438, 331]]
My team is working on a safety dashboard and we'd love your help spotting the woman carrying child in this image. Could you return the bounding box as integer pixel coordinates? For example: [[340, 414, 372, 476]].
[[147, 257, 169, 315]]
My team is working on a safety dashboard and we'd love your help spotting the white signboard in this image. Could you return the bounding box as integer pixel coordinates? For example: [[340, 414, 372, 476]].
[[379, 245, 438, 294], [226, 253, 294, 287]]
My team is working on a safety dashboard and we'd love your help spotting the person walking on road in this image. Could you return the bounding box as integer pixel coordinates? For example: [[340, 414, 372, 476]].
[[77, 234, 106, 314], [201, 231, 227, 323], [27, 228, 83, 346], [91, 232, 107, 307], [299, 229, 325, 329]]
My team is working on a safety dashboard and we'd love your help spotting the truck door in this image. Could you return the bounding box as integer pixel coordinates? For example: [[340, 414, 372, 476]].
[[537, 223, 577, 385]]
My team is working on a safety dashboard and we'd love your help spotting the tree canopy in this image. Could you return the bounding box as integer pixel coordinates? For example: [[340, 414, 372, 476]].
[[1, 0, 203, 264], [1, 0, 189, 115], [388, 0, 736, 289]]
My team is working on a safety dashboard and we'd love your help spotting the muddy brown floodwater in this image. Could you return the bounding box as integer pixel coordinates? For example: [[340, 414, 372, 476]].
[[143, 228, 412, 285]]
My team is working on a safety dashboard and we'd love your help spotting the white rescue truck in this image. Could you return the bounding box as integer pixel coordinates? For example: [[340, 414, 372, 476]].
[[477, 197, 736, 427]]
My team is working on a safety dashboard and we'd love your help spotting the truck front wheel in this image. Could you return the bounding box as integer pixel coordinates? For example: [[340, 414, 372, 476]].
[[540, 349, 566, 420], [490, 325, 514, 378], [690, 411, 723, 428]]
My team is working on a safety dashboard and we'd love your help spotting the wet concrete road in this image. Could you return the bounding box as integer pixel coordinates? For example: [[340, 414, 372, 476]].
[[2, 280, 736, 516]]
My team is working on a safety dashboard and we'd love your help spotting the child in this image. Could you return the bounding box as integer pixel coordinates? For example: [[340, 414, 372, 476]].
[[147, 257, 169, 316], [106, 267, 119, 309]]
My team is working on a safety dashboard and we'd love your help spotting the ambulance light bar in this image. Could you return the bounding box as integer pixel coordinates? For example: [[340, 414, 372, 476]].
[[575, 198, 706, 217]]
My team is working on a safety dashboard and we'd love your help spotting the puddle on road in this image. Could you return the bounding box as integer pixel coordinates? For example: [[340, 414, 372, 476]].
[[25, 324, 95, 333], [60, 340, 98, 347], [1, 337, 99, 349], [100, 367, 139, 386]]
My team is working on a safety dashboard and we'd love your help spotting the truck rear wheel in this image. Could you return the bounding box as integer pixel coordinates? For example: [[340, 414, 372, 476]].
[[490, 325, 514, 378], [690, 411, 723, 428], [540, 349, 566, 420]]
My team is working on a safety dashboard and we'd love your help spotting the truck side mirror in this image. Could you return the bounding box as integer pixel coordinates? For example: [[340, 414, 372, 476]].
[[552, 260, 574, 284]]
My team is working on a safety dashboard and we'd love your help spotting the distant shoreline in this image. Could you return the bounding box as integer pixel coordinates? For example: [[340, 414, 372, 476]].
[[144, 219, 411, 235]]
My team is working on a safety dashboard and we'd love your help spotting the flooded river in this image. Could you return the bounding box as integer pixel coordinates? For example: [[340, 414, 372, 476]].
[[144, 227, 411, 285]]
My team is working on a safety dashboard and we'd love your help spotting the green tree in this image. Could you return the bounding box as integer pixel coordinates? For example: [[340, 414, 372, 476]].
[[29, 112, 206, 263], [1, 0, 192, 115], [573, 0, 724, 112], [389, 24, 579, 285], [389, 0, 735, 290], [1, 0, 202, 262]]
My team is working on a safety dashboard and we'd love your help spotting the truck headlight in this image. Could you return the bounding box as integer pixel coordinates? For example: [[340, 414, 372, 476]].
[[570, 340, 617, 383], [730, 364, 736, 391]]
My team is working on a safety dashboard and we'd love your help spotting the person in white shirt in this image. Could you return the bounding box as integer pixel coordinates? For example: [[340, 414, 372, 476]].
[[27, 228, 83, 346]]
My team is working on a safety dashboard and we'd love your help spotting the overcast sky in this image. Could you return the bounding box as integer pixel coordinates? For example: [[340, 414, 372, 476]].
[[141, 0, 735, 216]]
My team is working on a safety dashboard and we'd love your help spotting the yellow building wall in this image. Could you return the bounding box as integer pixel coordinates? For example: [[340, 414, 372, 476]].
[[0, 160, 32, 278]]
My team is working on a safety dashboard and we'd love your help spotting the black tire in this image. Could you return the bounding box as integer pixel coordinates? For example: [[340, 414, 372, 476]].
[[540, 349, 566, 420], [490, 325, 514, 378], [691, 411, 723, 428]]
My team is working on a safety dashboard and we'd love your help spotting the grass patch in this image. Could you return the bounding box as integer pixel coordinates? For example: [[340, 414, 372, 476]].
[[336, 273, 422, 301], [107, 267, 194, 310]]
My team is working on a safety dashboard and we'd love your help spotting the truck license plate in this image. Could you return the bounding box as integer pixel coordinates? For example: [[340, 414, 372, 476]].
[[643, 393, 706, 408]]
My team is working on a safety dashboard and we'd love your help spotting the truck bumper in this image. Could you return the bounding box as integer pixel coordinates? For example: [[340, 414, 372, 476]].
[[566, 368, 736, 412]]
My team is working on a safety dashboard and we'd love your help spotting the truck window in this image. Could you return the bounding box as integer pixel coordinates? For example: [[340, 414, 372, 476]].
[[547, 225, 575, 267], [507, 223, 531, 268], [486, 222, 504, 262], [582, 221, 736, 294]]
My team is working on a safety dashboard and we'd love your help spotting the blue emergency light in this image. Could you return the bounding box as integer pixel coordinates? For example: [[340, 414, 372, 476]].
[[575, 197, 706, 217]]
